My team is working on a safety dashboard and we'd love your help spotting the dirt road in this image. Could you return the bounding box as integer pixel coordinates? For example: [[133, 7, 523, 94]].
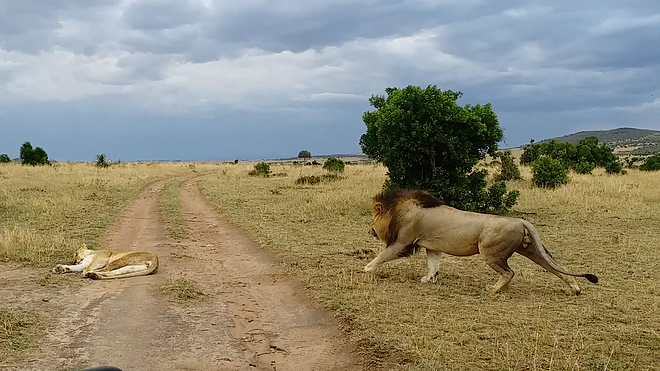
[[0, 177, 365, 371]]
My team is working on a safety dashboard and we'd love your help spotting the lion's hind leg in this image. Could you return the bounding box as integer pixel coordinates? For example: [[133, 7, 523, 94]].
[[516, 247, 581, 295], [85, 264, 154, 280], [484, 259, 515, 293]]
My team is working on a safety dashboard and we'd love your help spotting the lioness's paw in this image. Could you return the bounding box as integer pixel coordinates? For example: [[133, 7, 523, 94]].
[[364, 265, 375, 273], [52, 265, 67, 274], [84, 272, 101, 280]]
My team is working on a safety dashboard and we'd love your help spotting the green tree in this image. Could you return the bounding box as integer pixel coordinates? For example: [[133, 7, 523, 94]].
[[95, 154, 110, 168], [298, 150, 311, 160], [494, 150, 521, 181], [573, 160, 596, 174], [0, 154, 10, 163], [359, 85, 518, 213], [19, 142, 33, 164], [322, 157, 345, 173], [248, 162, 271, 176], [520, 136, 618, 172], [19, 142, 49, 166], [604, 160, 624, 174], [640, 153, 660, 171], [531, 156, 569, 188]]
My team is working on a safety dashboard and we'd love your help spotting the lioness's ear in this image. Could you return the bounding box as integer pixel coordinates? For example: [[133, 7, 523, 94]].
[[373, 203, 383, 215]]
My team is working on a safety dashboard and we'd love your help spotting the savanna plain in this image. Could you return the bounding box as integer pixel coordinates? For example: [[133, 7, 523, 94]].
[[1, 159, 659, 370]]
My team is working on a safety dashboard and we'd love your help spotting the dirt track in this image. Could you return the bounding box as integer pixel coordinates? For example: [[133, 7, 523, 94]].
[[0, 177, 364, 371]]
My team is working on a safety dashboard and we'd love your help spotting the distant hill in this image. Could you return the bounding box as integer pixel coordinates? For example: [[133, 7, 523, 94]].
[[538, 127, 660, 155]]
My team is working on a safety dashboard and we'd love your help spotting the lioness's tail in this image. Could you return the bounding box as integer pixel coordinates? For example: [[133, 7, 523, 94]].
[[522, 221, 598, 284]]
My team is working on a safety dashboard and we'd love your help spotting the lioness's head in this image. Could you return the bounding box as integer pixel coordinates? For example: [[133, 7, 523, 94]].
[[74, 243, 93, 264], [370, 188, 444, 245]]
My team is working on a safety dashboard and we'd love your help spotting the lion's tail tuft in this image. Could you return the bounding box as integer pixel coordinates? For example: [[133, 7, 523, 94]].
[[583, 274, 598, 284]]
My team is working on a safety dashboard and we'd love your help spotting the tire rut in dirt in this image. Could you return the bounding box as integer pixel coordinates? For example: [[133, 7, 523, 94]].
[[177, 178, 365, 371]]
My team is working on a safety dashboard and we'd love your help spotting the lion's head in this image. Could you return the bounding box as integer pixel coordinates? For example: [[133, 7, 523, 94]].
[[370, 188, 444, 246]]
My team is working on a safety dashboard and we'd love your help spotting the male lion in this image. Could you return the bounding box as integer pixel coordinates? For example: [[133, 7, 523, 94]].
[[52, 244, 159, 280], [364, 189, 598, 295]]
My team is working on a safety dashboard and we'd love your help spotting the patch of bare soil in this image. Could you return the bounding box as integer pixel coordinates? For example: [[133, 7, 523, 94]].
[[1, 177, 365, 371]]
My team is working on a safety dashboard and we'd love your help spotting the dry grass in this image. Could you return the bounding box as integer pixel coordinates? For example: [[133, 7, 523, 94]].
[[199, 162, 660, 371], [0, 162, 198, 267], [0, 308, 38, 361], [160, 177, 187, 240], [159, 276, 205, 301]]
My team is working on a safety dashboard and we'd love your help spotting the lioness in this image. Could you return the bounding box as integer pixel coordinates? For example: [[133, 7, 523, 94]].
[[364, 189, 598, 295], [52, 244, 159, 280]]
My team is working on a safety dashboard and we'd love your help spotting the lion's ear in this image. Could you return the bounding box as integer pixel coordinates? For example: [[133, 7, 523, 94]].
[[373, 203, 383, 215]]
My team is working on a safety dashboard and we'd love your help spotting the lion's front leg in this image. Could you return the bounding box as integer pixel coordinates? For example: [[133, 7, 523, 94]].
[[421, 249, 442, 283], [52, 256, 94, 274], [364, 241, 414, 272]]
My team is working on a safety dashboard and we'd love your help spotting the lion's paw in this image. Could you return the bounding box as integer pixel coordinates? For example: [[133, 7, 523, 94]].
[[421, 275, 437, 284], [364, 265, 375, 273], [52, 265, 67, 274], [82, 271, 101, 280]]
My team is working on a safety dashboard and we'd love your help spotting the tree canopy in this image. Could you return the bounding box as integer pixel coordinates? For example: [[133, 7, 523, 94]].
[[360, 85, 518, 213], [20, 142, 50, 166]]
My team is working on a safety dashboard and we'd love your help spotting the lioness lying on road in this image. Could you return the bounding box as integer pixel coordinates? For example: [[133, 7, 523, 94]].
[[364, 189, 598, 295], [52, 244, 159, 280]]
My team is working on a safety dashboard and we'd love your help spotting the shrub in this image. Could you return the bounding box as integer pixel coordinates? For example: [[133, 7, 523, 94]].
[[573, 161, 595, 174], [493, 150, 521, 181], [484, 182, 520, 214], [95, 154, 110, 168], [520, 136, 617, 171], [0, 154, 10, 163], [322, 157, 345, 173], [322, 173, 340, 182], [359, 85, 518, 213], [248, 162, 271, 176], [531, 156, 569, 188], [296, 175, 320, 185], [640, 153, 660, 171], [295, 174, 340, 185], [604, 160, 624, 174], [625, 157, 640, 168], [19, 142, 50, 166]]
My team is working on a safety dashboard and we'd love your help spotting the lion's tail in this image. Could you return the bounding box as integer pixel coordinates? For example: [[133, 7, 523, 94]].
[[521, 220, 598, 284]]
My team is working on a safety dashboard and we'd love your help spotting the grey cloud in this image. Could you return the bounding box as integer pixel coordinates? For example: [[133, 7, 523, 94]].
[[122, 0, 206, 31], [0, 0, 120, 54], [116, 0, 535, 61], [198, 1, 532, 55], [554, 26, 660, 70]]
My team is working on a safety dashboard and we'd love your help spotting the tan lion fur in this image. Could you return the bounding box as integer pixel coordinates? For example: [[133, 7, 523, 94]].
[[52, 244, 159, 280], [365, 189, 598, 295]]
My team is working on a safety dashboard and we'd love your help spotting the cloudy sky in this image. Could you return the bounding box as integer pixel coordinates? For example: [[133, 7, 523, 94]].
[[1, 0, 658, 161]]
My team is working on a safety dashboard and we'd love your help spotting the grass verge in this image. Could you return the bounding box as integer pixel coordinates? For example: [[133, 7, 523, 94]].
[[199, 162, 660, 370], [0, 307, 38, 361], [159, 276, 205, 301], [160, 177, 187, 240]]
